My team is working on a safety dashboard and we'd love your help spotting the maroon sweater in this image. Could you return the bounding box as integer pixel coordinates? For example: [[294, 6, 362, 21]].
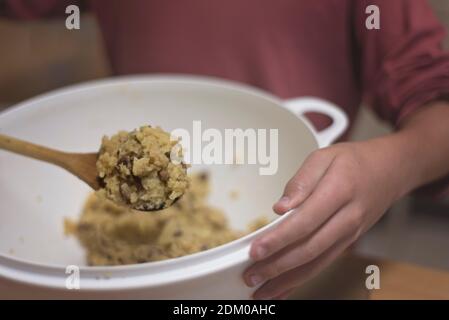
[[3, 0, 449, 193], [4, 0, 449, 127]]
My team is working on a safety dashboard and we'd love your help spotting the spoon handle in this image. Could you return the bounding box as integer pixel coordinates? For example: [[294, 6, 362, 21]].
[[0, 133, 70, 167]]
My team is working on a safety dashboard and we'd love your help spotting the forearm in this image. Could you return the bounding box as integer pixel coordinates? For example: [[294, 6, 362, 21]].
[[246, 101, 449, 299], [370, 101, 449, 199]]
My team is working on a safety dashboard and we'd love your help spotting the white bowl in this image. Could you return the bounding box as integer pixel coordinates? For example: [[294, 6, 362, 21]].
[[0, 75, 347, 299]]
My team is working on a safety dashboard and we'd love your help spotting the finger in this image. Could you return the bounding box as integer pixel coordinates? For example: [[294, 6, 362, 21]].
[[246, 203, 359, 286], [273, 150, 335, 214], [250, 163, 351, 261], [253, 236, 352, 300]]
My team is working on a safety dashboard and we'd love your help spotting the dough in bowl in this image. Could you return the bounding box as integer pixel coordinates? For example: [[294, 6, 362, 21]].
[[65, 173, 268, 266]]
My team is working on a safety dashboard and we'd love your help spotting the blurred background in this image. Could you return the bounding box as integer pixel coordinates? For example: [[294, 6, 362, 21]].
[[1, 1, 449, 271]]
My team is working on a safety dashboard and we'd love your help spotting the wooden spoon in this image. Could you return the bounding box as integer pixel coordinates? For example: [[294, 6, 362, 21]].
[[0, 133, 100, 190]]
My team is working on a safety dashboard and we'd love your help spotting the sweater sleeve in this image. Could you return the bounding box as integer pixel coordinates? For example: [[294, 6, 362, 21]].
[[353, 0, 449, 126], [354, 0, 449, 197]]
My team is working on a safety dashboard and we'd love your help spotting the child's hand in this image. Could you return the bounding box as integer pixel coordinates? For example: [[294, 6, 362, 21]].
[[244, 139, 409, 299]]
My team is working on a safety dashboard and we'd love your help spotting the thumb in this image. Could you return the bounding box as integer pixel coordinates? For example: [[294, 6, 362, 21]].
[[273, 150, 334, 214]]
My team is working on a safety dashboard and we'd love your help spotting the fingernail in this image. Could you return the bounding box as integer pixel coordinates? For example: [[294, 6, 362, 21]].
[[278, 196, 289, 207], [255, 246, 267, 260], [248, 274, 262, 287]]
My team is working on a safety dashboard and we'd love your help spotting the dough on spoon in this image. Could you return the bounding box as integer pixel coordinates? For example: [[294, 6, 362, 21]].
[[96, 125, 189, 211]]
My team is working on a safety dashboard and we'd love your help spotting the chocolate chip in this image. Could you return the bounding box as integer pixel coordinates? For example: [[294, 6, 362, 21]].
[[134, 201, 166, 211], [97, 176, 106, 188], [117, 155, 133, 168], [198, 172, 208, 181], [158, 169, 169, 182], [128, 175, 144, 192], [173, 230, 183, 237]]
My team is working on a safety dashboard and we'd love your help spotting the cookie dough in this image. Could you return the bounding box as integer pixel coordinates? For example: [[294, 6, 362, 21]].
[[96, 125, 189, 211], [65, 173, 269, 266]]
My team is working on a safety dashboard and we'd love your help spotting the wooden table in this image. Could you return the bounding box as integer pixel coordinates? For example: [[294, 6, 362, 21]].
[[289, 253, 449, 300]]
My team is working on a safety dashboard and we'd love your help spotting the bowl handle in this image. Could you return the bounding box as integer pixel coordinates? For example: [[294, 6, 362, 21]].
[[283, 97, 348, 147]]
